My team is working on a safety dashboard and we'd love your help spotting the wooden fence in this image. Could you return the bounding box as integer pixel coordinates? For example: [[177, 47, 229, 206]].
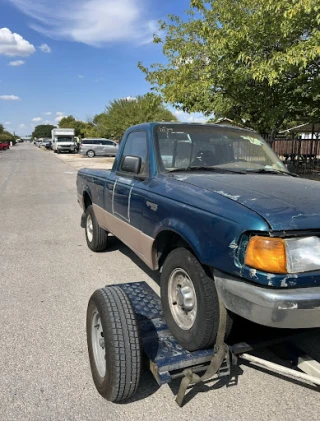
[[266, 138, 320, 175]]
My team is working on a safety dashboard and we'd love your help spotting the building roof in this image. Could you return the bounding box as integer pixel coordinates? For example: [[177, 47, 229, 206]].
[[280, 123, 320, 134]]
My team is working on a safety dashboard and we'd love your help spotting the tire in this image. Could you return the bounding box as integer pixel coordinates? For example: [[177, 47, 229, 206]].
[[3, 147, 7, 151], [160, 247, 232, 351], [87, 150, 95, 158], [87, 287, 141, 402], [57, 150, 60, 154], [85, 205, 108, 251], [53, 150, 57, 153]]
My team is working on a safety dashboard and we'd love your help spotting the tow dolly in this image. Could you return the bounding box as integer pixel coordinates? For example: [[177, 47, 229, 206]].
[[86, 281, 320, 407]]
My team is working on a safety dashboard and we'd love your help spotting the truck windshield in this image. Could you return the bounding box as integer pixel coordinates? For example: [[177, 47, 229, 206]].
[[57, 137, 73, 142], [154, 124, 288, 174]]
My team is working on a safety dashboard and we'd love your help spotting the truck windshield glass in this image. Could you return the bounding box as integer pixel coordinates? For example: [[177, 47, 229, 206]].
[[57, 137, 73, 142], [154, 124, 287, 174]]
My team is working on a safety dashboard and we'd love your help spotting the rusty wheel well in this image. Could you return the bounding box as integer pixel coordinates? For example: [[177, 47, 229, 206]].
[[83, 192, 92, 210]]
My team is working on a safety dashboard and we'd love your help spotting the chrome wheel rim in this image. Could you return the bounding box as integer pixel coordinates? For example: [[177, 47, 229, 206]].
[[91, 310, 106, 378], [86, 214, 93, 242], [88, 151, 94, 158], [168, 268, 197, 330]]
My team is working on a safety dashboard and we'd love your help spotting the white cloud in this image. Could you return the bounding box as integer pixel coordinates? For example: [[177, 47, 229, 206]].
[[43, 120, 53, 124], [173, 110, 209, 124], [5, 121, 11, 125], [32, 117, 42, 122], [7, 0, 155, 46], [0, 27, 35, 56], [56, 111, 64, 116], [19, 123, 26, 128], [0, 95, 21, 100], [55, 115, 65, 122], [39, 43, 51, 53], [78, 74, 84, 79], [44, 111, 52, 115], [122, 96, 137, 101], [8, 59, 25, 66]]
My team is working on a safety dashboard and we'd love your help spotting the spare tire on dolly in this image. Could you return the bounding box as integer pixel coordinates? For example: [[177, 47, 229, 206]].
[[87, 286, 141, 402]]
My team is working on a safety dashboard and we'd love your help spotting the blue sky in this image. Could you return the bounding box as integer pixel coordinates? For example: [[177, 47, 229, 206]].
[[0, 0, 207, 136]]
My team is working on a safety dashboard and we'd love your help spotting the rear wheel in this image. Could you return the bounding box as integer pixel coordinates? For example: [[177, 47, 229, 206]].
[[160, 247, 232, 351], [87, 150, 95, 158], [87, 287, 141, 402], [3, 146, 7, 151], [85, 205, 108, 251]]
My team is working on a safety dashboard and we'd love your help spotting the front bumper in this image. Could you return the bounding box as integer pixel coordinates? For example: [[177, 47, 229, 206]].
[[214, 270, 320, 329], [58, 146, 75, 151]]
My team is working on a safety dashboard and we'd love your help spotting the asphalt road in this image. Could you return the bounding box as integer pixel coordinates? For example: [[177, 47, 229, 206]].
[[0, 144, 319, 421]]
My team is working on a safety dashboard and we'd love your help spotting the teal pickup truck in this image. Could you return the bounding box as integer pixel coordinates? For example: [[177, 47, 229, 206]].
[[77, 122, 320, 352]]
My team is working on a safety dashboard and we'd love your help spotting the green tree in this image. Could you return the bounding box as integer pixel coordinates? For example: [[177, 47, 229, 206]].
[[59, 115, 93, 138], [139, 0, 320, 135], [0, 129, 14, 143], [93, 94, 177, 140], [58, 115, 76, 128], [32, 124, 56, 139]]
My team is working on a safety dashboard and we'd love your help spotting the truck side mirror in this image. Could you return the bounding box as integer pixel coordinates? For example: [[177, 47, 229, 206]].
[[121, 155, 141, 174]]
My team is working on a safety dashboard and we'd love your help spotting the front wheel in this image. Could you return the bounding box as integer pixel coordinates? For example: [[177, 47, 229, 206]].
[[85, 205, 108, 251], [160, 247, 232, 351]]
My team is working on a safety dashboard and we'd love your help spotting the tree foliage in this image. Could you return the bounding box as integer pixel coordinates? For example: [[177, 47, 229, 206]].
[[0, 132, 14, 142], [92, 94, 177, 140], [139, 0, 320, 135], [32, 124, 56, 139], [59, 115, 94, 138], [0, 123, 15, 143]]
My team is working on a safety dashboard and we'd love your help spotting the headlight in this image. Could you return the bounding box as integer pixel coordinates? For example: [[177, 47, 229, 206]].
[[245, 236, 320, 274]]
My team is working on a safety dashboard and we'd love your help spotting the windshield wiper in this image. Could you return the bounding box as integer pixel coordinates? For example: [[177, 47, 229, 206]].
[[168, 166, 246, 175], [247, 168, 299, 177]]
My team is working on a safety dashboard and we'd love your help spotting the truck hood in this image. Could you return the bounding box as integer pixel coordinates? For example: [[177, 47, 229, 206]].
[[174, 173, 320, 231]]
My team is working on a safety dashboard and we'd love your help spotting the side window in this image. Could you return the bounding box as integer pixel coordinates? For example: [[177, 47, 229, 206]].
[[120, 131, 148, 176], [104, 140, 112, 146], [81, 140, 89, 145], [93, 140, 100, 145]]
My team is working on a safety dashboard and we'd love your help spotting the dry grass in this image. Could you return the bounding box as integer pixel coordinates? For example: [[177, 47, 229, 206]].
[[53, 151, 115, 170]]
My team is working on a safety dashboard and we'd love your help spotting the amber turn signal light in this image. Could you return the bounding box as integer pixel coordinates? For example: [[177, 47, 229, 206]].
[[245, 236, 287, 274]]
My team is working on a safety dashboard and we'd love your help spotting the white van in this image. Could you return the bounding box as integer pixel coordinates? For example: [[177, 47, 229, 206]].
[[79, 138, 119, 158]]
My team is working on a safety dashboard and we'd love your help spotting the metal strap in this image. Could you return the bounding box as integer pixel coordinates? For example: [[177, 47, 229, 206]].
[[201, 293, 228, 381], [175, 293, 228, 406]]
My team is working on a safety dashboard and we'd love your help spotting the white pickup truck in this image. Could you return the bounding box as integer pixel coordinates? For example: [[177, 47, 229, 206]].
[[52, 128, 78, 153]]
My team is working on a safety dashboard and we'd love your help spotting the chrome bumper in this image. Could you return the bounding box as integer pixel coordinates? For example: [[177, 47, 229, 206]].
[[214, 270, 320, 329]]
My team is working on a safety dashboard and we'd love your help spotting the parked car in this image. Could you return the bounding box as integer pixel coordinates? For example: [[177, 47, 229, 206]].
[[0, 142, 10, 151], [77, 122, 320, 352], [45, 140, 52, 149], [40, 139, 52, 149], [79, 138, 118, 158]]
